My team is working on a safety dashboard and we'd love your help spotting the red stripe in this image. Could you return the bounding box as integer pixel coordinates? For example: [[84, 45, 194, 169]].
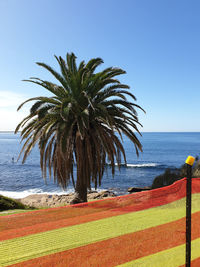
[[9, 211, 200, 267], [180, 257, 200, 267], [1, 178, 191, 241]]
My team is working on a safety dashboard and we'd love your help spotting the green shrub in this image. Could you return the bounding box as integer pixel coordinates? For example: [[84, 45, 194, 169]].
[[151, 159, 200, 190], [0, 195, 30, 211], [152, 168, 183, 189]]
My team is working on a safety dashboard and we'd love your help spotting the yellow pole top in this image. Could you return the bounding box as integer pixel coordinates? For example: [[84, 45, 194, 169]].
[[185, 155, 195, 166]]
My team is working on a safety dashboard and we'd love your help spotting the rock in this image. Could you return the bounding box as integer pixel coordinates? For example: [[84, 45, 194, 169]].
[[193, 160, 200, 178], [92, 190, 116, 199], [128, 186, 151, 193], [17, 190, 116, 208], [100, 190, 115, 197], [41, 197, 48, 202], [88, 192, 100, 199], [88, 190, 98, 193]]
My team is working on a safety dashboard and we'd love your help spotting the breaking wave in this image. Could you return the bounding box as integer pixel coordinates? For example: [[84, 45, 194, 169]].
[[110, 163, 163, 168]]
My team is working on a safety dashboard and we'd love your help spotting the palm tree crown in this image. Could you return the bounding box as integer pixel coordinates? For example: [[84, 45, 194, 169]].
[[15, 53, 145, 203]]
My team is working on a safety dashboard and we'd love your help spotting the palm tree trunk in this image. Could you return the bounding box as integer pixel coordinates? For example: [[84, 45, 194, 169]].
[[70, 138, 88, 204], [70, 175, 87, 204]]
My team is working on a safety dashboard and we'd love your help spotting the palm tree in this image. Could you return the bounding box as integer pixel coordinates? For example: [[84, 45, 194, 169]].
[[15, 53, 145, 204]]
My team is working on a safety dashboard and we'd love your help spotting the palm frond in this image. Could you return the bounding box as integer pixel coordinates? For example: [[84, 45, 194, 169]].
[[16, 52, 145, 195]]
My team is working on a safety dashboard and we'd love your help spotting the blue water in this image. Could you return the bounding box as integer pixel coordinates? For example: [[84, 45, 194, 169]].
[[0, 132, 200, 198]]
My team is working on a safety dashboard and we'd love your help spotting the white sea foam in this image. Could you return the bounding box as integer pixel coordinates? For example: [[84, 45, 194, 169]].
[[127, 163, 158, 168], [0, 187, 107, 199], [113, 163, 158, 168], [0, 188, 74, 199]]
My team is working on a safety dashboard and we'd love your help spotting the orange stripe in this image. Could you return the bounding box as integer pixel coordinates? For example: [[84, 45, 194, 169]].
[[191, 258, 200, 267], [1, 209, 125, 241], [180, 257, 200, 267], [9, 211, 200, 267], [1, 178, 190, 241]]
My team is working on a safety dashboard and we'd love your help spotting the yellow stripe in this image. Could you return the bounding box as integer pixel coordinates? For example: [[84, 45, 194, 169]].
[[118, 237, 200, 267], [0, 193, 200, 266]]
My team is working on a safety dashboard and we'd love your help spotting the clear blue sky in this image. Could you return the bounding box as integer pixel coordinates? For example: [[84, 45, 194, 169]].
[[0, 0, 200, 131]]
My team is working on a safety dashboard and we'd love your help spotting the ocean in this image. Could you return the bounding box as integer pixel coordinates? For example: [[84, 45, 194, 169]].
[[0, 132, 200, 198]]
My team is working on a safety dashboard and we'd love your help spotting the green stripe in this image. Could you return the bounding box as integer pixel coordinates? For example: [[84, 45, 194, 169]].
[[118, 238, 200, 267], [0, 194, 200, 266]]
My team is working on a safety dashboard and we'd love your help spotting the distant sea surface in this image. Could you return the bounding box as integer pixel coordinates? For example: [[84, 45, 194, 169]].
[[0, 132, 200, 198]]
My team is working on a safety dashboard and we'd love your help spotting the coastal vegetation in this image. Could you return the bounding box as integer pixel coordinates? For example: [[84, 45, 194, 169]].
[[152, 159, 200, 189], [15, 53, 144, 204], [152, 168, 182, 189], [0, 195, 31, 211]]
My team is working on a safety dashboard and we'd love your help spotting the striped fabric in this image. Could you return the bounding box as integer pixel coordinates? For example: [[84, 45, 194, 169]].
[[0, 178, 200, 267]]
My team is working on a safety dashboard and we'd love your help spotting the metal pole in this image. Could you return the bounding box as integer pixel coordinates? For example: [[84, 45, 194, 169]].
[[185, 156, 195, 267], [186, 164, 192, 267]]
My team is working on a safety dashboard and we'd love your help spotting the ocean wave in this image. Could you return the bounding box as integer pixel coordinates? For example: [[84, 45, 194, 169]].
[[0, 188, 74, 199], [110, 163, 162, 168], [0, 187, 107, 199], [127, 163, 158, 168]]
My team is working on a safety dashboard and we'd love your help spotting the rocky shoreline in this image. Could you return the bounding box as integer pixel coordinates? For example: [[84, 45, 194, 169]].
[[17, 190, 116, 208]]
